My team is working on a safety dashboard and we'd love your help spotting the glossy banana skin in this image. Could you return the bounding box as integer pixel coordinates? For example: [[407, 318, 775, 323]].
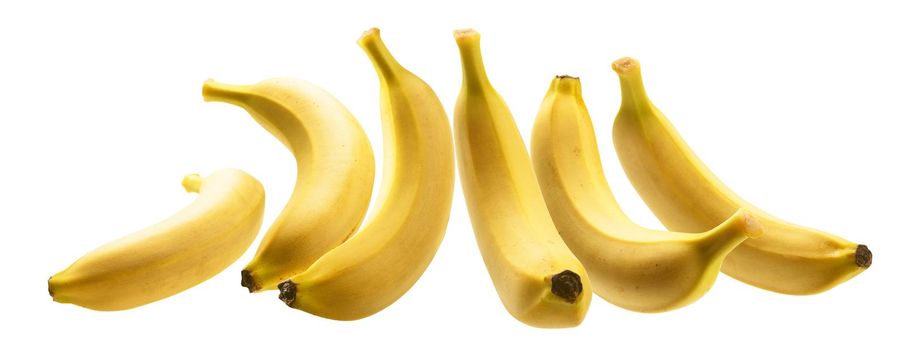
[[532, 76, 762, 312], [203, 78, 375, 292], [454, 30, 590, 328], [48, 169, 265, 311], [278, 29, 455, 320], [610, 57, 871, 295]]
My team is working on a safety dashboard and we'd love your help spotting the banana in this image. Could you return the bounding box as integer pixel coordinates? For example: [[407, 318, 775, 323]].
[[48, 169, 265, 311], [202, 78, 375, 292], [453, 30, 591, 327], [610, 57, 872, 295], [276, 28, 454, 320], [532, 75, 763, 312]]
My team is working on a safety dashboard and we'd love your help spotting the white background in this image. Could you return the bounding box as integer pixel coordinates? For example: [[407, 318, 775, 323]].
[[1, 0, 902, 348]]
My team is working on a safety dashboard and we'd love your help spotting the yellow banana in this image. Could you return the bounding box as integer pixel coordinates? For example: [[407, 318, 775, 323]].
[[611, 57, 872, 294], [277, 28, 454, 320], [202, 78, 375, 292], [454, 30, 591, 328], [532, 75, 763, 312], [48, 169, 265, 311]]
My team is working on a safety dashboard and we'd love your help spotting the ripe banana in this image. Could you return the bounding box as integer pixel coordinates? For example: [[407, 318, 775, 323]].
[[453, 29, 591, 328], [277, 28, 454, 320], [610, 57, 872, 295], [202, 78, 375, 292], [48, 169, 265, 311], [532, 75, 763, 312]]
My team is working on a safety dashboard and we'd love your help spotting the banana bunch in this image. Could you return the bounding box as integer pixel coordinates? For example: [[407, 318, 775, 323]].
[[48, 28, 455, 318], [48, 28, 871, 326]]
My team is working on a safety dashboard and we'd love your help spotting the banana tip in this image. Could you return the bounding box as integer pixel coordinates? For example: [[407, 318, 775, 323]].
[[855, 244, 872, 268], [47, 276, 54, 299], [612, 57, 640, 75], [240, 270, 258, 293], [278, 281, 297, 307], [550, 270, 583, 303]]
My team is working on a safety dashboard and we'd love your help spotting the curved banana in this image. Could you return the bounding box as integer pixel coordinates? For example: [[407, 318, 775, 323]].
[[454, 30, 591, 328], [202, 78, 375, 292], [532, 75, 763, 312], [610, 57, 872, 295], [48, 169, 265, 311], [277, 28, 454, 320]]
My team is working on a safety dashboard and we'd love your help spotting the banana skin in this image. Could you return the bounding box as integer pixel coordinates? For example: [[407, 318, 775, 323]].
[[48, 169, 265, 311]]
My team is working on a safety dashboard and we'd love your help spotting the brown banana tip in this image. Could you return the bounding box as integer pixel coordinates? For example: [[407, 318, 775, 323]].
[[278, 281, 297, 307], [556, 75, 579, 80], [240, 270, 257, 293], [47, 276, 54, 299], [551, 270, 583, 303], [855, 244, 872, 268]]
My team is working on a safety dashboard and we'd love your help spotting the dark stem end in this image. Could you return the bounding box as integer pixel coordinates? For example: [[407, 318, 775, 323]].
[[278, 281, 297, 307], [855, 244, 872, 268], [47, 276, 54, 299], [551, 270, 583, 303], [240, 270, 258, 293]]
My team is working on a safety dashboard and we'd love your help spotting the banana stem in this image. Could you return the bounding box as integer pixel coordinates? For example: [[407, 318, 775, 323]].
[[553, 75, 581, 95], [612, 57, 655, 115], [358, 28, 404, 81], [182, 174, 203, 193], [202, 80, 250, 104], [454, 29, 491, 90], [699, 209, 762, 258]]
